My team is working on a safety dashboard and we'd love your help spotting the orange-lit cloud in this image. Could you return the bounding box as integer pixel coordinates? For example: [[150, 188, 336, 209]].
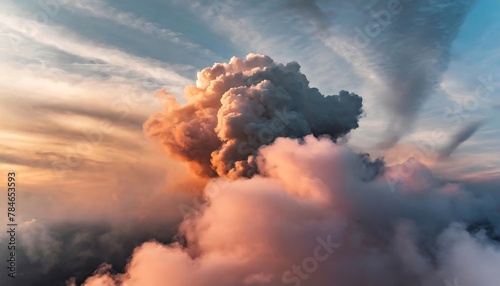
[[144, 54, 363, 178], [81, 135, 500, 286]]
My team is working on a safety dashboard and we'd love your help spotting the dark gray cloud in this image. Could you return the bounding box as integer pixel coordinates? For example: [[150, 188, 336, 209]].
[[438, 120, 483, 159], [145, 54, 363, 178]]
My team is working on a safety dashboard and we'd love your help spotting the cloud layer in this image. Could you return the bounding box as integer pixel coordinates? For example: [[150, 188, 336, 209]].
[[82, 135, 500, 286]]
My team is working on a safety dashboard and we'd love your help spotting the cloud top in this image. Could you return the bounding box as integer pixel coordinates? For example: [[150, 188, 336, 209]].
[[144, 54, 363, 178]]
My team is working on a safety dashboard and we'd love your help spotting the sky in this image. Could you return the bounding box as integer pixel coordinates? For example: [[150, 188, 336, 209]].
[[0, 0, 500, 286]]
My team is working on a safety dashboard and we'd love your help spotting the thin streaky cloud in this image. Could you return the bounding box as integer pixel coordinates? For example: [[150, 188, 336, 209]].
[[438, 120, 484, 160], [58, 0, 222, 60], [0, 12, 193, 90]]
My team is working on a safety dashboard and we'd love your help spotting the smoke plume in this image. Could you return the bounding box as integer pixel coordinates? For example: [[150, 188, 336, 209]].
[[144, 53, 363, 178]]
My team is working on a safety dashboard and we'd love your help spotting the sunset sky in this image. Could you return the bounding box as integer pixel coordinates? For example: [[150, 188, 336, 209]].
[[1, 1, 500, 286]]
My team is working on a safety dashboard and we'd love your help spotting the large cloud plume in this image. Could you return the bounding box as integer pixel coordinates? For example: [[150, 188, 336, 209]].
[[144, 53, 363, 178], [78, 54, 500, 286], [81, 136, 500, 286]]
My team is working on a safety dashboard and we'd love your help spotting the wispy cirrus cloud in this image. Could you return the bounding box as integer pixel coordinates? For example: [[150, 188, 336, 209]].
[[57, 0, 221, 61], [0, 10, 193, 93]]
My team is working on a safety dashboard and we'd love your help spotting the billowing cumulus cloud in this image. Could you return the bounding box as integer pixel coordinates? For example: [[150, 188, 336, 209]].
[[144, 53, 363, 178], [81, 135, 500, 286], [76, 52, 500, 286]]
